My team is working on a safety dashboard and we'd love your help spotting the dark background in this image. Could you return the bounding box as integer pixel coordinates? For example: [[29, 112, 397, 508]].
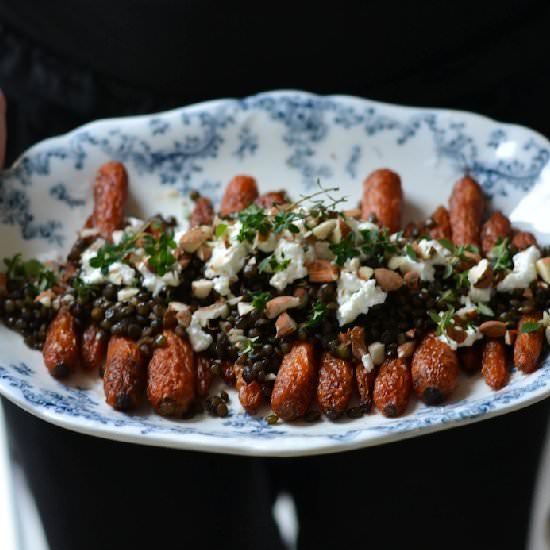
[[0, 2, 549, 549]]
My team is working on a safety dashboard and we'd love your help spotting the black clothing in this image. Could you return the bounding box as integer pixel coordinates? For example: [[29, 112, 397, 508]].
[[0, 4, 549, 549]]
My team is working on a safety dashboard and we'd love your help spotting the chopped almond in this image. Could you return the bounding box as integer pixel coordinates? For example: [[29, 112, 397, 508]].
[[398, 341, 416, 359], [479, 320, 507, 338], [179, 226, 212, 253], [350, 326, 368, 360], [265, 296, 301, 319], [374, 268, 403, 292], [446, 325, 467, 344], [306, 260, 339, 283], [275, 312, 297, 338]]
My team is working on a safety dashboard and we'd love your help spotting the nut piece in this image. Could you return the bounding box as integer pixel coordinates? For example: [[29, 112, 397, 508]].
[[350, 326, 367, 360], [178, 226, 212, 253], [358, 266, 374, 281], [398, 341, 416, 359], [306, 260, 339, 283], [196, 244, 212, 262], [167, 302, 192, 327], [536, 257, 550, 284], [404, 271, 420, 290], [191, 279, 214, 299], [311, 219, 336, 240], [479, 320, 507, 338], [374, 268, 403, 292], [368, 342, 385, 366], [505, 329, 518, 346], [330, 219, 351, 244], [275, 312, 298, 338], [265, 296, 301, 319]]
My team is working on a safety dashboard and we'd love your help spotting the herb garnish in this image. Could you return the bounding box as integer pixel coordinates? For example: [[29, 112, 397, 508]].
[[250, 291, 271, 311], [89, 233, 137, 275], [330, 233, 360, 266], [3, 254, 57, 291], [428, 305, 456, 336], [306, 301, 327, 328], [143, 232, 177, 275], [477, 303, 494, 317], [258, 254, 291, 274], [405, 244, 418, 261], [242, 336, 260, 355], [237, 204, 271, 243], [490, 238, 513, 273], [520, 322, 542, 333], [360, 228, 397, 267], [272, 210, 301, 235], [215, 223, 228, 238]]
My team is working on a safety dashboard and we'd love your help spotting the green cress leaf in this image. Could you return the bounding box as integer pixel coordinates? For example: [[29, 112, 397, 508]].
[[250, 291, 271, 311], [306, 301, 327, 328], [215, 223, 228, 238], [272, 210, 301, 235], [520, 322, 542, 333], [329, 233, 359, 266], [237, 204, 272, 243], [258, 255, 291, 274], [405, 244, 418, 261], [438, 238, 455, 252], [490, 237, 513, 273], [3, 253, 57, 291], [242, 336, 260, 355]]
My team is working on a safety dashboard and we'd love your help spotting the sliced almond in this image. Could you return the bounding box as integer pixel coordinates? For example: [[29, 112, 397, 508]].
[[265, 296, 300, 319], [398, 341, 416, 359], [167, 302, 192, 327], [194, 300, 229, 326], [479, 320, 507, 338], [330, 219, 351, 244], [191, 279, 214, 299], [368, 342, 385, 366], [374, 268, 403, 292], [536, 257, 550, 284], [311, 219, 337, 240], [179, 225, 212, 253], [35, 289, 55, 307], [350, 326, 367, 360], [473, 264, 493, 289], [275, 312, 297, 338], [306, 260, 339, 283], [505, 329, 518, 346], [358, 266, 374, 281], [405, 328, 417, 339], [237, 302, 255, 317]]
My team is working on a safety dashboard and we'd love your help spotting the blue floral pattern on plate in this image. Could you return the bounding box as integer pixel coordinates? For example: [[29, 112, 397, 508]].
[[0, 90, 548, 456]]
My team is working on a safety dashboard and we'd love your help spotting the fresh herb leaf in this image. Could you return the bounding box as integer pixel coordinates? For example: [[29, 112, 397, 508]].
[[143, 232, 177, 276], [3, 254, 57, 291], [306, 301, 327, 328], [490, 238, 513, 273], [242, 336, 260, 355], [437, 289, 456, 306], [405, 244, 418, 261], [250, 291, 271, 311], [215, 223, 228, 238], [330, 233, 360, 266], [258, 254, 291, 274], [428, 305, 456, 336], [89, 233, 137, 275], [72, 277, 94, 301], [438, 238, 455, 252], [454, 270, 470, 289], [477, 303, 494, 317], [442, 263, 454, 279], [520, 322, 542, 333], [272, 210, 301, 235], [237, 204, 272, 243]]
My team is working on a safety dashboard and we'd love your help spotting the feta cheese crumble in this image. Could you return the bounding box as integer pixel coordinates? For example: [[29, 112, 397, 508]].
[[269, 239, 309, 291], [336, 271, 387, 325], [497, 245, 541, 291]]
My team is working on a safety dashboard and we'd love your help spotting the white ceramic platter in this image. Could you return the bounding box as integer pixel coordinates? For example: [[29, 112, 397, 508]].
[[0, 91, 549, 456]]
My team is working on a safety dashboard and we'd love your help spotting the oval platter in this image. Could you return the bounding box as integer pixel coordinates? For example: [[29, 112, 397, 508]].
[[0, 90, 549, 456]]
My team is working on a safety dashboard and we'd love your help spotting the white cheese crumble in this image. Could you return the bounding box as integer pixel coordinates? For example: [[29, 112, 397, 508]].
[[205, 221, 250, 296], [117, 287, 139, 302], [80, 242, 137, 286], [439, 325, 482, 350], [361, 353, 375, 373], [269, 239, 308, 291], [336, 271, 387, 325], [137, 261, 180, 296], [467, 259, 492, 302], [186, 302, 229, 352], [368, 341, 385, 365], [388, 239, 450, 282], [497, 245, 541, 291]]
